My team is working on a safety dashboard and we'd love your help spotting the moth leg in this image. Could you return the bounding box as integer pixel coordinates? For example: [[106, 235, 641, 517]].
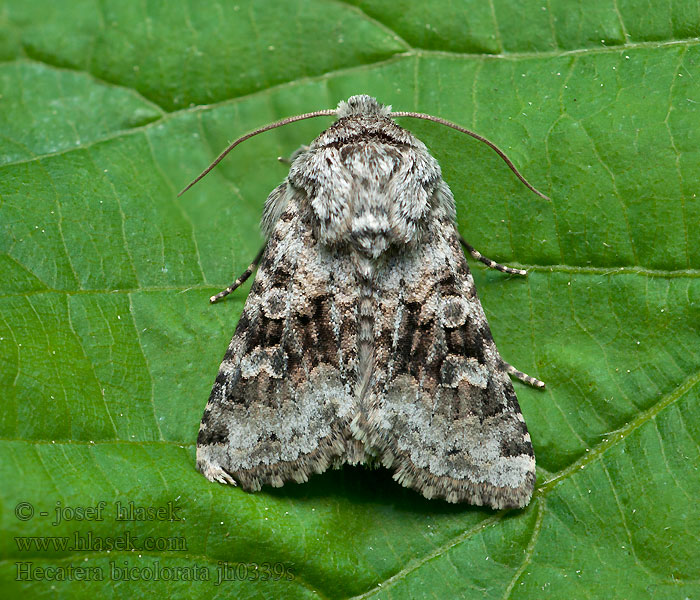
[[502, 361, 545, 389], [277, 145, 310, 164], [460, 236, 527, 276], [209, 245, 266, 304]]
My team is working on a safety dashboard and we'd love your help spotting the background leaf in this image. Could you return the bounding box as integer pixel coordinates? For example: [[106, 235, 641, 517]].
[[1, 1, 699, 598]]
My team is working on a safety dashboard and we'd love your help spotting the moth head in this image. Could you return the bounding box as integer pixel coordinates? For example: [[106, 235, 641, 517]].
[[336, 95, 392, 119]]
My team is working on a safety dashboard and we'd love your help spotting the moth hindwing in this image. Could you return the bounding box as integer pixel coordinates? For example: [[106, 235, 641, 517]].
[[193, 95, 546, 509]]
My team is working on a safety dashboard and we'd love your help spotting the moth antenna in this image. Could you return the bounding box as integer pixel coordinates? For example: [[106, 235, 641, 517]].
[[178, 109, 337, 196], [390, 111, 550, 201]]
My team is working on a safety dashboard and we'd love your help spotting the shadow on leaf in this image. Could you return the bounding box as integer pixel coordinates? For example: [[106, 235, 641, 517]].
[[265, 464, 492, 516]]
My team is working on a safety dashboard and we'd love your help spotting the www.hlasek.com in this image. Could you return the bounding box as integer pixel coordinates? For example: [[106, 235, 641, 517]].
[[15, 531, 186, 553]]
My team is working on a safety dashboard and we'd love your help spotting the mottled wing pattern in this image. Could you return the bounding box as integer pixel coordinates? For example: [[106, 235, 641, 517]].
[[196, 191, 360, 491], [360, 182, 536, 509]]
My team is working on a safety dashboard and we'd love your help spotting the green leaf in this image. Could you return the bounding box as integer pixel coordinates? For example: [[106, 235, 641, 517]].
[[1, 1, 699, 598]]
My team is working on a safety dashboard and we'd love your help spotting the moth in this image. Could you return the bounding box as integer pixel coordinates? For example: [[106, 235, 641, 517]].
[[184, 95, 547, 509]]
